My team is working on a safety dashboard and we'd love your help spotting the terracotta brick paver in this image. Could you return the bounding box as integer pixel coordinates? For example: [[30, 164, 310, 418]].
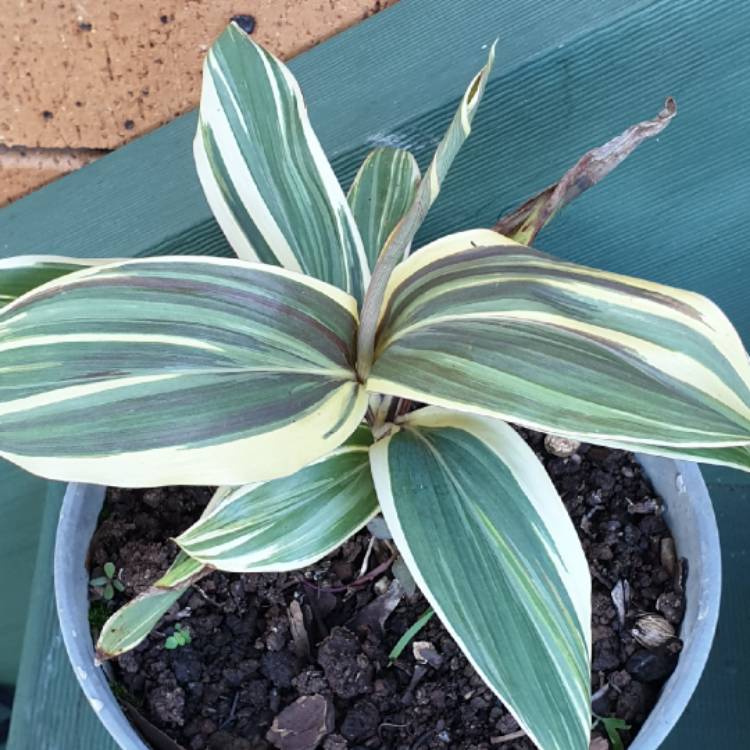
[[0, 0, 396, 206]]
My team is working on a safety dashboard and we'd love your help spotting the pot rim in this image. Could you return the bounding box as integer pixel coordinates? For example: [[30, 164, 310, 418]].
[[54, 455, 721, 750]]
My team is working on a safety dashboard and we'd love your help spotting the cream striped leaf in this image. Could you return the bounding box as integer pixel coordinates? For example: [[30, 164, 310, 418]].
[[370, 407, 591, 750], [0, 257, 366, 486], [347, 147, 420, 269], [356, 44, 496, 373], [96, 552, 208, 661], [368, 230, 750, 448], [0, 255, 121, 304], [406, 40, 496, 243], [195, 23, 369, 302], [177, 425, 378, 571], [593, 439, 750, 473]]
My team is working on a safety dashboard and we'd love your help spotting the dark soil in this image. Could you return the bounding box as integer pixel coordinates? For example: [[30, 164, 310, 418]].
[[89, 434, 686, 750]]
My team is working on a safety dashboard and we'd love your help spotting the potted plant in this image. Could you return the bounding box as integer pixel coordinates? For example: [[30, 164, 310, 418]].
[[1, 21, 747, 750]]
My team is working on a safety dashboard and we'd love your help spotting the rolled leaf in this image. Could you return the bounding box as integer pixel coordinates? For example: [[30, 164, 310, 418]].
[[405, 40, 497, 249], [177, 425, 378, 571], [495, 98, 677, 245], [347, 147, 420, 269], [195, 23, 369, 302], [96, 552, 207, 661], [370, 407, 591, 750], [369, 231, 750, 448], [0, 257, 366, 486], [0, 255, 121, 304], [356, 43, 496, 374]]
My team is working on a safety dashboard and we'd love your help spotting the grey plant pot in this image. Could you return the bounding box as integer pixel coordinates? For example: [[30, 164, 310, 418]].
[[54, 456, 721, 750]]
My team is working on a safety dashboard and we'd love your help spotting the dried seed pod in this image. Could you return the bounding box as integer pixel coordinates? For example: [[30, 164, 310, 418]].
[[544, 434, 580, 458], [631, 614, 675, 649]]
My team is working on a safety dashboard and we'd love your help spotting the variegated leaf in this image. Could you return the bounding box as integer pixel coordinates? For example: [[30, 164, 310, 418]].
[[356, 43, 496, 374], [96, 552, 207, 661], [406, 40, 496, 246], [195, 23, 369, 302], [368, 230, 750, 448], [347, 147, 420, 270], [594, 438, 750, 473], [177, 425, 378, 571], [0, 257, 366, 486], [370, 407, 591, 750], [0, 255, 121, 304]]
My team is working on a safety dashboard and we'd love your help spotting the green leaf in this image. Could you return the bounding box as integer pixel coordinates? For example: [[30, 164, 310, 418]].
[[0, 256, 122, 305], [347, 148, 420, 270], [103, 583, 114, 601], [597, 716, 630, 750], [388, 607, 434, 664], [194, 23, 369, 302], [113, 579, 126, 592], [165, 636, 178, 650], [89, 577, 108, 587], [495, 99, 677, 245], [177, 426, 378, 572], [370, 407, 591, 750], [96, 551, 208, 661], [103, 561, 116, 579], [369, 230, 750, 449], [155, 551, 207, 589], [588, 437, 750, 473], [357, 42, 496, 375], [0, 257, 367, 486]]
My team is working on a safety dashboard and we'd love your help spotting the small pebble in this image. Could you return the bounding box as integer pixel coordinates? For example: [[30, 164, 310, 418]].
[[660, 537, 676, 576], [591, 686, 611, 715], [124, 119, 135, 130], [626, 649, 678, 682], [42, 110, 54, 120], [78, 21, 92, 31], [544, 434, 580, 458], [231, 14, 256, 34]]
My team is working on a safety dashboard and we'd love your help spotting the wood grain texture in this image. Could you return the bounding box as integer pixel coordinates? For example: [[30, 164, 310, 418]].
[[2, 0, 749, 747]]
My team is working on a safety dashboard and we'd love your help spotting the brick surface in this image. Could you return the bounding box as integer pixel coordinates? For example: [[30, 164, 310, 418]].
[[0, 0, 395, 150], [0, 166, 67, 207]]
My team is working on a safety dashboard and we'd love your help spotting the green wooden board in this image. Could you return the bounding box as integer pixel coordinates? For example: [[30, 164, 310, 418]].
[[2, 0, 749, 747], [0, 466, 46, 686], [6, 485, 119, 750]]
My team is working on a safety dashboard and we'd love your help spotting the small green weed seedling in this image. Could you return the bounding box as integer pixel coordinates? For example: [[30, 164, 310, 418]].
[[595, 715, 631, 750], [89, 562, 125, 602], [164, 623, 192, 650], [388, 607, 435, 664]]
